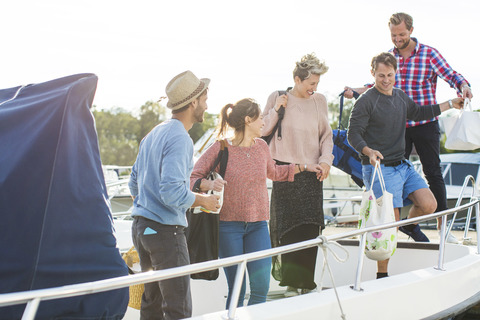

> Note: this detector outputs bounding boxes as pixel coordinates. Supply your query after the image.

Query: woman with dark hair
[191,98,321,307]
[262,53,333,297]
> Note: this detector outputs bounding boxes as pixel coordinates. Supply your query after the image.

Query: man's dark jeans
[404,121,448,212]
[132,216,192,320]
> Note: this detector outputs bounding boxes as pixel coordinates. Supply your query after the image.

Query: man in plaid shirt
[345,12,473,243]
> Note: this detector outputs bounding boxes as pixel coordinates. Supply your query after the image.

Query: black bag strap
[275,87,292,141]
[261,87,292,144]
[212,139,228,178]
[338,90,360,130]
[275,93,286,140]
[192,140,229,192]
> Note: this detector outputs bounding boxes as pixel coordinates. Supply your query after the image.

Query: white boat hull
[124,240,480,319]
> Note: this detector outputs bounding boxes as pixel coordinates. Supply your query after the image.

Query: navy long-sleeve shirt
[347,87,441,165]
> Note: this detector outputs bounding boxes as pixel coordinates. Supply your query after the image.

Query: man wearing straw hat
[129,70,220,319]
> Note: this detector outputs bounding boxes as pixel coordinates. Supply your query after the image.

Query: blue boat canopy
[0,74,129,319]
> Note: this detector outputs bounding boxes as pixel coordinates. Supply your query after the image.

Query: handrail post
[21,298,41,320]
[224,261,247,320]
[352,233,366,291]
[447,175,475,237]
[435,215,448,271]
[476,201,480,255]
[463,205,474,240]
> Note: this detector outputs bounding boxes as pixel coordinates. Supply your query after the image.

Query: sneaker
[399,224,430,242]
[440,231,460,244]
[300,288,317,295]
[284,286,299,297]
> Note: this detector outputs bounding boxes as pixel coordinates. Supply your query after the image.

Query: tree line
[92,100,216,165]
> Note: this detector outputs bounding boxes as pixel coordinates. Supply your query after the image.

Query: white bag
[358,163,397,261]
[444,98,480,150]
[192,172,224,214]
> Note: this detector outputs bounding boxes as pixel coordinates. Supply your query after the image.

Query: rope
[318,235,349,320]
[0,85,26,106]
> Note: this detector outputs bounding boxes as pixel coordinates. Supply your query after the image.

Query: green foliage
[328,99,355,130]
[93,107,140,166]
[92,102,217,165]
[138,101,168,145]
[189,112,218,143]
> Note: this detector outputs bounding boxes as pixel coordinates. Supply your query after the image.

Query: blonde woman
[262,53,333,296]
[191,98,321,307]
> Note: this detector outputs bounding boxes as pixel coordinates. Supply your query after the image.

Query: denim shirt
[129,119,196,227]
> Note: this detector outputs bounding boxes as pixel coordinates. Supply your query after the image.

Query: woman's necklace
[234,139,255,158]
[241,144,254,158]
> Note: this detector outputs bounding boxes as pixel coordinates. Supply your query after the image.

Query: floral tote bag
[358,162,397,261]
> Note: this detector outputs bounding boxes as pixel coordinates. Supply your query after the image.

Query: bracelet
[448,99,453,109]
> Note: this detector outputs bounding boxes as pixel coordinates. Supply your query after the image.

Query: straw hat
[165,70,210,110]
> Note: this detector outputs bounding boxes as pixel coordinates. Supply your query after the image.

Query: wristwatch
[448,100,453,109]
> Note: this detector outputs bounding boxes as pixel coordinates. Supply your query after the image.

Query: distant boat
[103,165,134,214]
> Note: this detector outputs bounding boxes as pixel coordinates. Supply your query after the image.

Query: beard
[395,38,410,50]
[193,104,205,123]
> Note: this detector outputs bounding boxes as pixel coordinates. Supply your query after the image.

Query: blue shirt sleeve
[159,133,196,209]
[128,159,138,197]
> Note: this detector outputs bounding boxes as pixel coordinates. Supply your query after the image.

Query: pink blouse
[191,138,295,222]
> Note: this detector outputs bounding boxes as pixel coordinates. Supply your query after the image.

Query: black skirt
[269,170,324,249]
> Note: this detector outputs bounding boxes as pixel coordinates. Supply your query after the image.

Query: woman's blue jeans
[218,220,271,308]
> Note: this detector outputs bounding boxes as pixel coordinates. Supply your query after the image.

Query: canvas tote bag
[358,162,397,261]
[444,98,480,150]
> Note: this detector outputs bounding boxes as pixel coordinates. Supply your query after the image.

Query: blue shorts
[362,160,429,208]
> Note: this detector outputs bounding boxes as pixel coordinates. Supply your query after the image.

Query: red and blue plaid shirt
[390,38,469,127]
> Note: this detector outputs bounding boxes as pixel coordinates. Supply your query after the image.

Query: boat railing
[105,178,130,201]
[1,196,479,320]
[105,179,130,188]
[445,175,478,240]
[112,211,133,218]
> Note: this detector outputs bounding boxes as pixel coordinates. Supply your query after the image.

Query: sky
[1,0,479,116]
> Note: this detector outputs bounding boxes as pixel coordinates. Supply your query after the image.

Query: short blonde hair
[293,53,328,81]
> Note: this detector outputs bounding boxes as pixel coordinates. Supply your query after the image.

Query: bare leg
[407,188,437,219]
[377,259,389,273]
[398,188,436,242]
